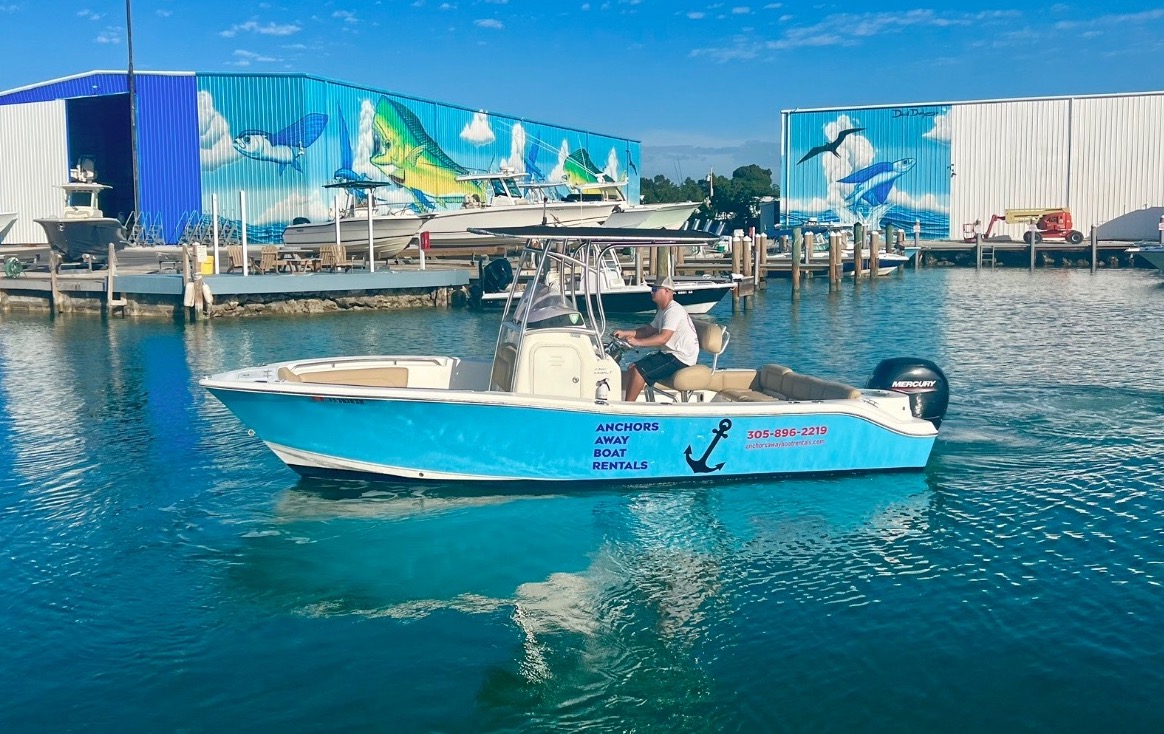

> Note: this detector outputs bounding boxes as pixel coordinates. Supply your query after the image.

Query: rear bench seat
[277,365,409,388]
[715,363,861,402]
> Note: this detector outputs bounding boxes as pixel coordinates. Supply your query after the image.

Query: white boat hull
[602,202,700,230]
[0,212,16,243]
[281,216,425,258]
[421,202,617,247]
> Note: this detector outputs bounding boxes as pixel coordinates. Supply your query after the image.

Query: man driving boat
[612,276,699,401]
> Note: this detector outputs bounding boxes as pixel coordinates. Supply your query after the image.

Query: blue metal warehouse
[0,70,641,245]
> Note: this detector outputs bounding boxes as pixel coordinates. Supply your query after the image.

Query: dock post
[1090,225,1098,274]
[1028,224,1037,272]
[49,251,60,314]
[753,234,763,290]
[779,234,789,255]
[240,190,249,277]
[1159,214,1164,244]
[731,234,743,311]
[790,232,801,293]
[975,232,982,271]
[741,231,752,282]
[829,233,841,287]
[870,231,880,275]
[634,248,643,285]
[211,194,221,274]
[853,227,863,281]
[105,242,127,316]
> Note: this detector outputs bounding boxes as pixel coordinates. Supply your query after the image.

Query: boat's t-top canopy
[57,182,110,218]
[484,226,724,371]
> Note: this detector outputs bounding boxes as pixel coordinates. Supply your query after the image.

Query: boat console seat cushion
[278,366,409,388]
[652,321,729,394]
[756,363,860,401]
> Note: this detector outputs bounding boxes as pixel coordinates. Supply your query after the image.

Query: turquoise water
[2,269,1162,732]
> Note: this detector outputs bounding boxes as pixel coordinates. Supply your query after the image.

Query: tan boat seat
[754,362,860,401]
[277,366,409,388]
[651,320,729,401]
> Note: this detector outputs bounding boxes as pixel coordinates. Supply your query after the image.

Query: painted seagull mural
[839,158,915,208]
[797,126,865,164]
[233,112,328,175]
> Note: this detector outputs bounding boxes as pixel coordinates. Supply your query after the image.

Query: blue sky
[3,1,1164,179]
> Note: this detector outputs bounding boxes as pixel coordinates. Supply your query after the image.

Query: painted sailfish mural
[232,113,328,175]
[839,158,915,209]
[370,97,485,206]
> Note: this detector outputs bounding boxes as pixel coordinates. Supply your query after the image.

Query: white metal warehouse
[781,91,1164,241]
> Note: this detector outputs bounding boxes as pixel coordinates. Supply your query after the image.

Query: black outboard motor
[867,358,950,428]
[481,258,514,294]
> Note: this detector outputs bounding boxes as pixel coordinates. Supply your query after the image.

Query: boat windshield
[490,177,523,199]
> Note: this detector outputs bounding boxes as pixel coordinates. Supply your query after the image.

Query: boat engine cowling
[481,258,514,294]
[867,358,949,427]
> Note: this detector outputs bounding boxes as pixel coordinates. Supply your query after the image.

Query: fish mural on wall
[840,158,915,209]
[232,112,329,175]
[370,96,485,207]
[785,107,951,238]
[559,149,605,189]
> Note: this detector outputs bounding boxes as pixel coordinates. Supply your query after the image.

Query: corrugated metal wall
[0,72,128,104]
[196,73,641,242]
[0,100,68,244]
[136,74,201,243]
[1070,95,1164,240]
[949,100,1072,240]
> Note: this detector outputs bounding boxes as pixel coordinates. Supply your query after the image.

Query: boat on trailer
[200,226,949,483]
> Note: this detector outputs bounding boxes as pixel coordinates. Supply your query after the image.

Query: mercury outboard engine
[481,257,514,294]
[867,358,949,427]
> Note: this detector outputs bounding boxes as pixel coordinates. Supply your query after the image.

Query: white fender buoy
[201,280,214,306]
[183,281,196,308]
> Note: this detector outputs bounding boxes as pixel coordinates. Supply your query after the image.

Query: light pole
[125,0,140,214]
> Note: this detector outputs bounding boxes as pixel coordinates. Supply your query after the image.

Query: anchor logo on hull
[685,418,732,474]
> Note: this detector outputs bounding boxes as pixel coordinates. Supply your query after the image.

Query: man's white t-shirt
[650,301,699,366]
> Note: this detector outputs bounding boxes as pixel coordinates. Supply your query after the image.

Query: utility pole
[125,0,140,213]
[706,167,714,200]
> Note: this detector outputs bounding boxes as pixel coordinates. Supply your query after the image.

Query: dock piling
[853,227,863,281]
[870,232,880,275]
[240,190,249,277]
[49,251,60,314]
[790,231,801,293]
[1090,225,1098,274]
[211,194,220,275]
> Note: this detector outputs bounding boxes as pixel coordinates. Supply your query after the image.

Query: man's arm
[613,325,659,341]
[626,328,672,348]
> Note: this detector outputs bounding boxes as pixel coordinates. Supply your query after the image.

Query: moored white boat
[475,246,734,314]
[1126,243,1164,271]
[419,172,617,248]
[281,181,428,259]
[201,226,949,484]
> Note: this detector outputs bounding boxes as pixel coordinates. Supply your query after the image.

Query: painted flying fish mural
[195,75,641,243]
[785,106,951,239]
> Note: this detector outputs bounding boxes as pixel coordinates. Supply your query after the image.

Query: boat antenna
[125,0,141,216]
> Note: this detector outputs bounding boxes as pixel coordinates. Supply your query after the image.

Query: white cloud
[500,122,527,174]
[687,11,705,19]
[227,49,278,66]
[197,90,241,171]
[732,7,751,15]
[0,5,20,12]
[888,188,949,213]
[156,9,172,17]
[604,148,620,182]
[220,20,301,38]
[332,10,357,23]
[474,18,503,28]
[439,3,457,9]
[581,3,590,9]
[253,190,332,226]
[922,113,951,144]
[460,111,496,145]
[355,99,381,181]
[763,2,781,8]
[549,140,571,185]
[95,27,121,44]
[77,9,103,20]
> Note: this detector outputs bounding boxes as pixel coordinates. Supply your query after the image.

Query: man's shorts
[635,351,688,384]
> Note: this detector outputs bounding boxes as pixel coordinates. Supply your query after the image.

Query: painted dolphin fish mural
[370,97,485,205]
[233,113,328,175]
[839,158,915,208]
[560,148,605,189]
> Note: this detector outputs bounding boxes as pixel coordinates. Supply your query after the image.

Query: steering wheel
[604,336,633,364]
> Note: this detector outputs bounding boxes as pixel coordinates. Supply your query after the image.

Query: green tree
[640,165,779,230]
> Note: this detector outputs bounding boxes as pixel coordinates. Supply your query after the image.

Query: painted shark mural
[784,106,951,239]
[195,75,641,242]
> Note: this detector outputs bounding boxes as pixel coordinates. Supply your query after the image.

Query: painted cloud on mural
[460,111,496,145]
[198,91,240,171]
[923,113,951,144]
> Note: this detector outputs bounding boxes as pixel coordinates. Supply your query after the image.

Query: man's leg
[624,363,647,402]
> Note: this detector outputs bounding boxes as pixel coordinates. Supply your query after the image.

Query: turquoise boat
[200,227,949,483]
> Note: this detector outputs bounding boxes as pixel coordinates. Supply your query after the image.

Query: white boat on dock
[201,225,950,484]
[281,181,429,259]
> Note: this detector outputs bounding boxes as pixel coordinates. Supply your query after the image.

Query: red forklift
[963,208,1084,244]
